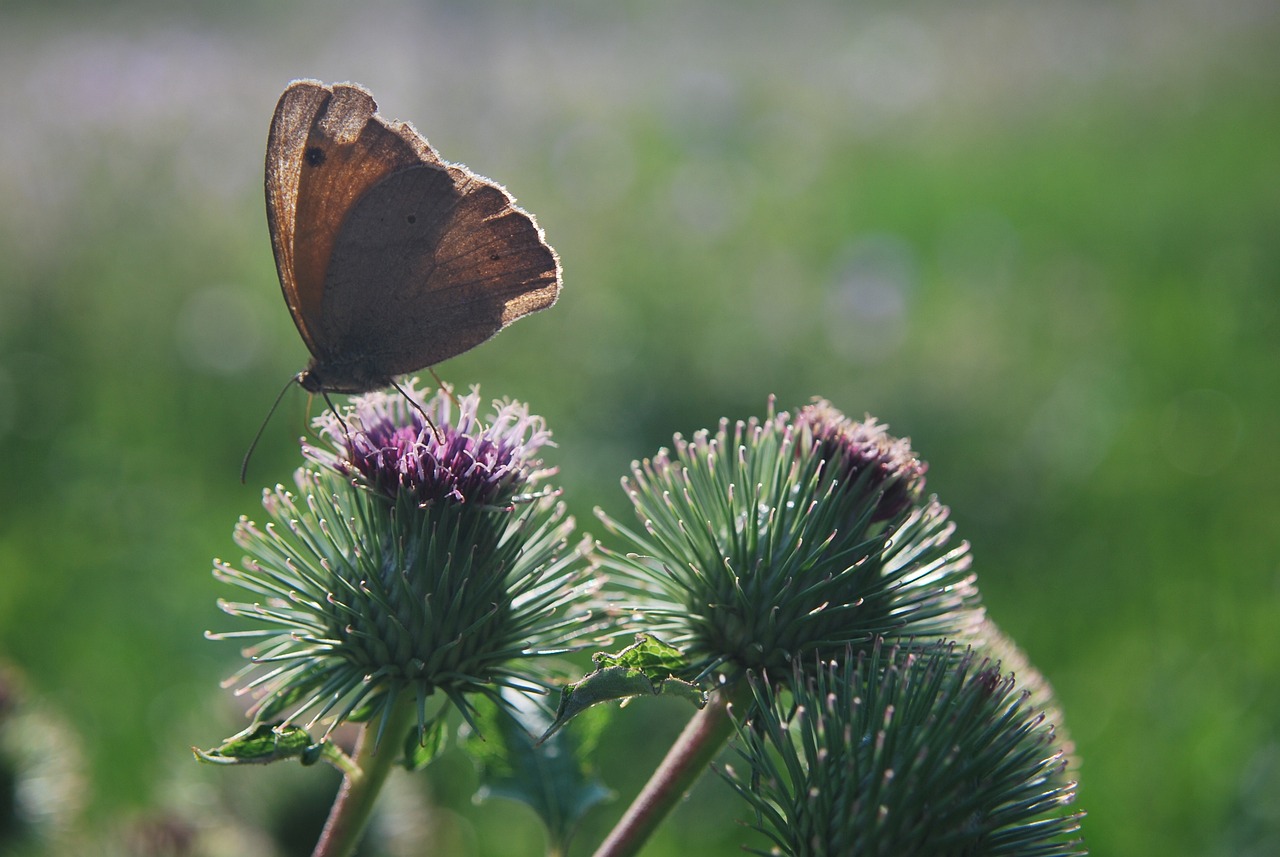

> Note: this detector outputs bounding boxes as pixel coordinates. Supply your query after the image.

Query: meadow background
[1,1,1277,854]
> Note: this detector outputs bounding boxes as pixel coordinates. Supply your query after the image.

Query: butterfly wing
[266,79,560,392]
[315,163,560,383]
[265,80,433,365]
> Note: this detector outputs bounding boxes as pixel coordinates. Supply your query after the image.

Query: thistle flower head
[596,398,981,683]
[794,399,927,523]
[211,384,591,743]
[303,381,555,508]
[721,642,1084,856]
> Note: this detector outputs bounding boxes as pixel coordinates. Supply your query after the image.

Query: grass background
[1,0,1277,854]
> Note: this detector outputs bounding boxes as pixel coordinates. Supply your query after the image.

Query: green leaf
[401,715,448,771]
[541,635,706,742]
[463,694,613,853]
[193,722,318,766]
[593,633,688,677]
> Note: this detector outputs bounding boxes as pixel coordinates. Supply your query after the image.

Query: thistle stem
[591,686,744,857]
[312,694,416,857]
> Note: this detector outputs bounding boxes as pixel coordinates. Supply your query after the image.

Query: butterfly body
[265,80,561,395]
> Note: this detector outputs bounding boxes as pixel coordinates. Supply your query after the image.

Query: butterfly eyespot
[490,253,500,261]
[406,214,417,224]
[304,147,326,167]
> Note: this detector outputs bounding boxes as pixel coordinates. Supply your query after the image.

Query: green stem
[590,686,745,857]
[311,695,416,857]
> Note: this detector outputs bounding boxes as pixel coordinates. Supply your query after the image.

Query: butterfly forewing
[265,82,331,357]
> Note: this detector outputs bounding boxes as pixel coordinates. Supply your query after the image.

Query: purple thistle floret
[795,399,927,522]
[303,382,555,508]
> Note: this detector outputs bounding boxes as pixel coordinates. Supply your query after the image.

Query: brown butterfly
[244,80,560,479]
[265,79,561,395]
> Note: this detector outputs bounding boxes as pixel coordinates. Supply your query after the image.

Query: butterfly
[265,79,561,395]
[243,80,561,479]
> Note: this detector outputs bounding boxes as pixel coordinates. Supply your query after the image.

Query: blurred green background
[1,0,1277,854]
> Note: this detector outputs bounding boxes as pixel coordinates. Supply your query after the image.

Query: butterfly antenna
[429,367,459,407]
[241,375,301,483]
[390,377,443,444]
